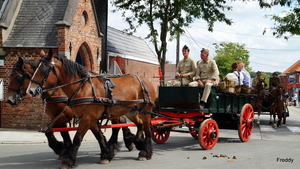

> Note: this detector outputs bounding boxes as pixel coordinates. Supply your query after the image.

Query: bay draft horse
[5,56,135,159]
[27,50,156,168]
[251,79,266,125]
[268,86,285,128]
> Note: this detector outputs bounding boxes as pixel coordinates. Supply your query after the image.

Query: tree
[111,0,234,83]
[213,42,251,78]
[259,0,300,39]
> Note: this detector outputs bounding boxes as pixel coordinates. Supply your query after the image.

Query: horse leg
[138,111,153,160]
[60,131,72,157]
[256,105,261,125]
[257,112,261,125]
[106,117,135,151]
[60,116,91,169]
[107,118,122,151]
[125,110,145,151]
[45,122,72,159]
[45,132,66,158]
[119,116,135,151]
[277,106,283,128]
[269,112,273,125]
[89,121,115,164]
[269,107,277,127]
[273,112,277,128]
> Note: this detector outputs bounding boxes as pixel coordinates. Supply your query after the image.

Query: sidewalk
[0,126,130,144]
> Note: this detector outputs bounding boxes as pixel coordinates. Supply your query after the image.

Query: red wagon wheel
[238,103,255,142]
[189,122,201,139]
[190,127,199,139]
[151,128,170,144]
[198,119,219,150]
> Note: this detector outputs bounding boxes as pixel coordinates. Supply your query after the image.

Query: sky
[107,1,300,73]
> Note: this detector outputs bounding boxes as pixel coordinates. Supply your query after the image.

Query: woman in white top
[226,62,244,86]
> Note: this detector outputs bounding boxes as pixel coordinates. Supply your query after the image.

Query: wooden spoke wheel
[198,119,219,150]
[238,104,255,142]
[190,127,199,139]
[190,122,201,139]
[151,128,170,144]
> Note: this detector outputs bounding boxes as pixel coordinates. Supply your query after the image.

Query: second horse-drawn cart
[151,86,255,149]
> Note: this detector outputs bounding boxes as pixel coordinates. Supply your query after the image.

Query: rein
[30,56,159,133]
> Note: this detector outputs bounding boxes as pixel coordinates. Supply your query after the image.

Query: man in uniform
[189,48,219,108]
[269,72,282,91]
[166,45,196,86]
[252,71,263,88]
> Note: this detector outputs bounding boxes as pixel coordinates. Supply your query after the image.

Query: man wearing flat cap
[189,48,219,108]
[252,71,264,88]
[166,45,196,86]
[269,72,282,91]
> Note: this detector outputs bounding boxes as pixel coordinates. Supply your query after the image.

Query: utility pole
[176,35,180,67]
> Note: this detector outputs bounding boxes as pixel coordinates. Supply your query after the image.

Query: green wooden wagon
[151,86,255,150]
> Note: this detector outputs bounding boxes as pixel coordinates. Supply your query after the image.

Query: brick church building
[0,0,158,129]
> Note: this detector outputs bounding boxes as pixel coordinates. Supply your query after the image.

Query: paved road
[0,106,300,169]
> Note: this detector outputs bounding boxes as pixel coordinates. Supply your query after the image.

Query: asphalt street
[0,106,300,169]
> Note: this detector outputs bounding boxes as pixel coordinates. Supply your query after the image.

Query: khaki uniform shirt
[175,57,196,85]
[269,77,281,89]
[252,77,261,88]
[194,58,219,84]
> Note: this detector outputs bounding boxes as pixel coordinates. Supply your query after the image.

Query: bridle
[8,66,31,102]
[29,57,56,96]
[269,86,284,101]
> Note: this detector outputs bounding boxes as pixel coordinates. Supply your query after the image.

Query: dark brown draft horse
[6,57,72,158]
[6,57,135,159]
[268,86,285,128]
[27,50,156,168]
[251,79,266,125]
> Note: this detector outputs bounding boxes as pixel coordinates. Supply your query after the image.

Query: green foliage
[261,72,271,87]
[111,0,235,82]
[259,0,300,39]
[213,42,251,78]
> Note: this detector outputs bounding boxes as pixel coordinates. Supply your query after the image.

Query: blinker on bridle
[7,67,30,101]
[30,57,55,95]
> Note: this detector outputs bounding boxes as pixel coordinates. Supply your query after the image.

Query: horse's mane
[10,60,39,76]
[23,60,39,69]
[54,56,88,78]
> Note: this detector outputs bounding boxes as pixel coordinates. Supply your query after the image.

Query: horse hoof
[127,143,134,151]
[100,159,110,164]
[59,164,70,169]
[137,157,147,161]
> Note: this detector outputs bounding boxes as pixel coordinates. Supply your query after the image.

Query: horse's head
[275,86,284,99]
[6,57,37,105]
[257,79,266,90]
[27,49,58,97]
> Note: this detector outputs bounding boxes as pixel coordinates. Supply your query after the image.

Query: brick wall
[0,0,102,129]
[67,0,102,73]
[0,48,52,129]
[123,59,160,92]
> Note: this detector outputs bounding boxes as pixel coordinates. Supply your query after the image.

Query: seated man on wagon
[252,71,266,89]
[166,45,196,86]
[189,48,219,108]
[237,61,251,87]
[269,72,282,91]
[225,62,244,87]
